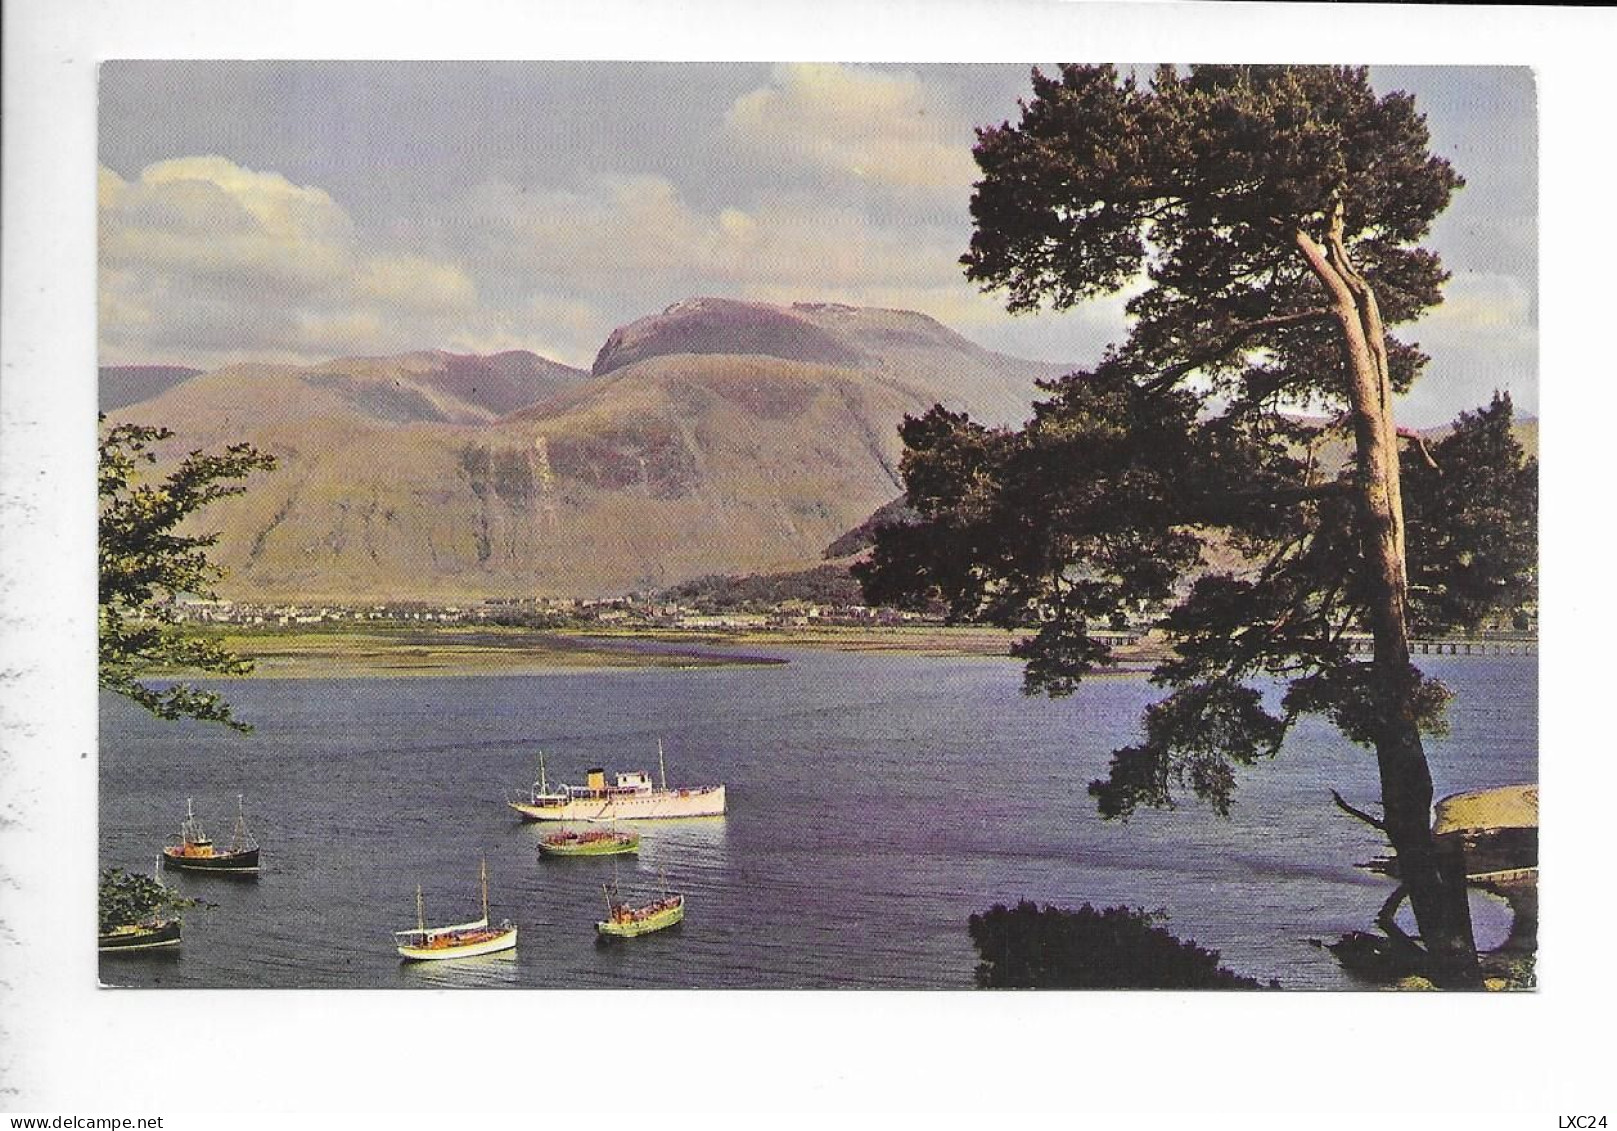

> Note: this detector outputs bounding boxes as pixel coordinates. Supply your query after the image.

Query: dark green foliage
[483,609,575,630]
[98,867,205,934]
[661,564,865,612]
[963,65,1458,404]
[861,66,1533,825]
[969,901,1273,989]
[822,497,919,560]
[99,419,276,730]
[1402,394,1538,635]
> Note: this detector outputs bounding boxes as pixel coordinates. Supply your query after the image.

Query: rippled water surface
[98,649,1535,989]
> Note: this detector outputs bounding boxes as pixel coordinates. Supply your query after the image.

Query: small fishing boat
[394,858,517,961]
[98,919,183,952]
[98,857,184,953]
[596,871,684,939]
[509,743,726,822]
[538,826,640,858]
[161,795,260,874]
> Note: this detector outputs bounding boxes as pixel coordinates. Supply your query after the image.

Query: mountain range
[105,298,1069,600]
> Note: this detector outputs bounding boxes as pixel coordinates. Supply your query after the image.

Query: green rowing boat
[597,890,684,938]
[539,828,640,858]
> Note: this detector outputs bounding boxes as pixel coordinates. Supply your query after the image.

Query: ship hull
[510,785,726,822]
[396,925,517,961]
[162,845,260,873]
[539,834,640,858]
[99,920,182,952]
[597,900,684,938]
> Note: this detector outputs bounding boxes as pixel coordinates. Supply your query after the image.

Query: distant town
[165,591,1535,655]
[166,593,946,632]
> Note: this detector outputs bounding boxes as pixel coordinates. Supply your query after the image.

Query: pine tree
[859,66,1536,986]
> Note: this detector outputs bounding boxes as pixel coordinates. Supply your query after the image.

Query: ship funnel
[587,768,606,792]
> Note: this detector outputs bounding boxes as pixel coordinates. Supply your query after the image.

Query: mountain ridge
[107,298,1069,600]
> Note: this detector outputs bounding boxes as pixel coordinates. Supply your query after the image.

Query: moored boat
[538,826,640,858]
[596,870,685,939]
[1434,784,1538,876]
[98,857,188,953]
[161,795,260,874]
[98,919,183,952]
[509,743,726,822]
[394,858,517,961]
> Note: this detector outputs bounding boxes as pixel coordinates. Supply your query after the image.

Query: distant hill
[299,349,591,422]
[107,300,1072,601]
[591,297,1065,428]
[822,498,920,560]
[99,365,202,410]
[114,350,589,436]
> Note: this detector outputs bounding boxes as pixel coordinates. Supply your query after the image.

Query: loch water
[98,648,1536,989]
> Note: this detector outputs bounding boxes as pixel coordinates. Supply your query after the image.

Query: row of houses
[165,595,940,630]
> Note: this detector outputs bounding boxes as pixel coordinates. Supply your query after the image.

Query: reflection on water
[100,650,1535,989]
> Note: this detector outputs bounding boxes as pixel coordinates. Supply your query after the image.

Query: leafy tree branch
[98,419,276,731]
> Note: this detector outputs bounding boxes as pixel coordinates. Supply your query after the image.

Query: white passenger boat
[507,742,726,822]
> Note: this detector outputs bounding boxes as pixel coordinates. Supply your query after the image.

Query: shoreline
[178,623,1039,679]
[192,625,784,679]
[173,622,1526,680]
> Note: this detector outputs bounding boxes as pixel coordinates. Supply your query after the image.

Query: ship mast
[416,885,426,935]
[604,856,621,919]
[658,739,667,791]
[480,856,490,922]
[233,793,251,851]
[538,750,548,795]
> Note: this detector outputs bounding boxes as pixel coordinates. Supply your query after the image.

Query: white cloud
[97,131,1094,373]
[1423,272,1536,336]
[356,256,477,312]
[724,63,980,193]
[1399,272,1538,425]
[99,157,484,367]
[466,174,958,294]
[455,170,1030,366]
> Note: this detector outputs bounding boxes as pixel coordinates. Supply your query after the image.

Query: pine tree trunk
[1296,217,1481,987]
[1344,355,1480,988]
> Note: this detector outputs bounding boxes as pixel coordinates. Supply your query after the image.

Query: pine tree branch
[1397,427,1440,471]
[1141,309,1335,395]
[1331,789,1387,831]
[1178,480,1350,525]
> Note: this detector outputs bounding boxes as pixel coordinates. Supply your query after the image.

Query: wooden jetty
[1345,634,1537,657]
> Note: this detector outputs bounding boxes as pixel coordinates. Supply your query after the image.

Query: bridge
[1344,634,1537,656]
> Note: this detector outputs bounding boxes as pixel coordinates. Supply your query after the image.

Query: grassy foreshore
[190,624,773,678]
[182,622,1063,679]
[182,619,1520,679]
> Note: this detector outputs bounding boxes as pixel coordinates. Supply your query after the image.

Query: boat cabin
[572,768,656,797]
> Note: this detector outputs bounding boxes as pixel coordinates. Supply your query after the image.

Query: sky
[98,62,1537,427]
